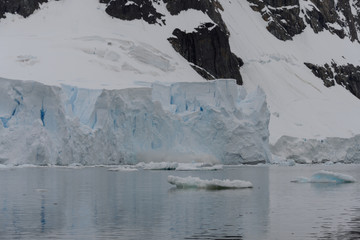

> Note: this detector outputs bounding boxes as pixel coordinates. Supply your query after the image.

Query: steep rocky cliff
[305,62,360,99]
[247,0,360,42]
[0,0,50,18]
[168,23,243,84]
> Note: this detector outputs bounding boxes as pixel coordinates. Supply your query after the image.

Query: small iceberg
[292,170,357,183]
[167,175,253,190]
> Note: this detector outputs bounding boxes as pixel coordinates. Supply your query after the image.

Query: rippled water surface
[0,165,359,239]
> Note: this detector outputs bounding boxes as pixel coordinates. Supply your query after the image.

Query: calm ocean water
[0,164,359,240]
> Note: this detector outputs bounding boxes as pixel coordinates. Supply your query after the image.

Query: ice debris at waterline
[291,170,357,183]
[136,162,223,171]
[0,78,271,166]
[107,166,138,172]
[167,175,253,189]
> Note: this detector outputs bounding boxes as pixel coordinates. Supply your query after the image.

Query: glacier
[0,78,271,166]
[271,135,360,164]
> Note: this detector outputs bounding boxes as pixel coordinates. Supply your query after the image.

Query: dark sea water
[0,164,359,240]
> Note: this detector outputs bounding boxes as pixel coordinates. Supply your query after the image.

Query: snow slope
[0,0,208,89]
[0,0,360,150]
[221,1,360,143]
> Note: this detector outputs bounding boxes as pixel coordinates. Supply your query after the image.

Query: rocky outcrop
[168,23,243,85]
[303,0,359,41]
[333,63,360,99]
[247,0,305,40]
[99,0,165,25]
[100,0,244,84]
[247,0,360,42]
[163,0,243,84]
[0,0,50,18]
[163,0,228,34]
[304,62,335,87]
[305,62,360,99]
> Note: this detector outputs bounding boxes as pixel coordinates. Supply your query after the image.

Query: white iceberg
[167,175,253,189]
[291,170,357,183]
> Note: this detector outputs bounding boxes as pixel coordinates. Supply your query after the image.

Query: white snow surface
[291,170,357,183]
[167,175,253,189]
[0,78,271,165]
[221,1,360,143]
[0,0,208,89]
[0,0,360,154]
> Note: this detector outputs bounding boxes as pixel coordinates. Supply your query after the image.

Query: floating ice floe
[291,170,357,183]
[167,175,253,190]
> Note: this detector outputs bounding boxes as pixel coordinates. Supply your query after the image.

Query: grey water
[0,165,359,240]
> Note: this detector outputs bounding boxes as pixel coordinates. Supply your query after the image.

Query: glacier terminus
[0,78,271,166]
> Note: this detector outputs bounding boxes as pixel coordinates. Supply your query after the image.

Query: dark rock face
[247,0,360,42]
[0,0,50,19]
[304,62,335,87]
[303,0,359,41]
[100,0,165,25]
[305,62,360,99]
[333,63,360,99]
[168,23,243,85]
[247,0,305,40]
[163,0,243,84]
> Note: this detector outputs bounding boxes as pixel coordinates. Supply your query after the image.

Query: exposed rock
[304,62,335,87]
[163,0,228,34]
[0,0,50,19]
[303,0,351,40]
[333,63,360,99]
[247,0,360,42]
[247,0,306,40]
[100,0,165,25]
[168,23,243,85]
[336,0,359,42]
[99,0,244,84]
[305,62,360,99]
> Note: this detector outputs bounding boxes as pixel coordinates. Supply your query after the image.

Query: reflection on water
[0,167,269,240]
[0,165,359,240]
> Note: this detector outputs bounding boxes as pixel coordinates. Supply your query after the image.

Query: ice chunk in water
[292,170,356,183]
[167,175,253,189]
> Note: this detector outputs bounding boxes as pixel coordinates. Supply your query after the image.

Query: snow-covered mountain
[0,0,360,164]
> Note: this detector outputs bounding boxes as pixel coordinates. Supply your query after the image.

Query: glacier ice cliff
[272,135,360,164]
[0,78,271,165]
